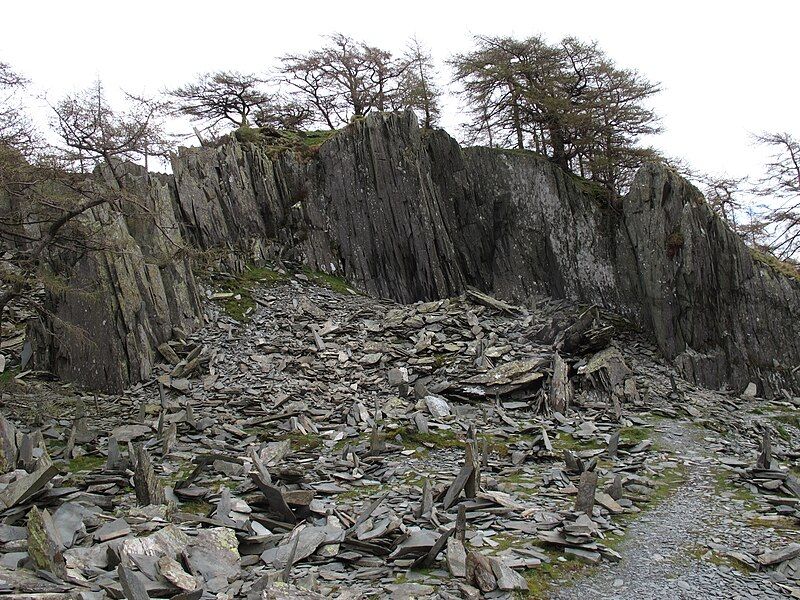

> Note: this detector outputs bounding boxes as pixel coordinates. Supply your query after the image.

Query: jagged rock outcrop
[32,164,202,392]
[30,112,800,395]
[618,165,800,395]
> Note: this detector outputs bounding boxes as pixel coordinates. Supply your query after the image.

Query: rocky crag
[31,111,800,394]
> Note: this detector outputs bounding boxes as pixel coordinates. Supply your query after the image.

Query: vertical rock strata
[31,112,800,394]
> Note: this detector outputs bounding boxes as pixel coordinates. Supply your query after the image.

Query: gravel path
[551,420,792,599]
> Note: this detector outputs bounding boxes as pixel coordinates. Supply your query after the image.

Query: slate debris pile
[0,273,797,599]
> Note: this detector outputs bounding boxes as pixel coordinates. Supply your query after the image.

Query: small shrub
[750,249,800,282]
[666,231,685,258]
[234,126,263,144]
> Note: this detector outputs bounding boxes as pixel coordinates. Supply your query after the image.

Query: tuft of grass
[181,499,213,516]
[234,125,263,144]
[385,426,463,450]
[647,463,687,505]
[0,367,21,389]
[220,294,255,322]
[337,484,382,500]
[301,268,356,294]
[689,544,756,572]
[711,468,759,509]
[213,265,289,322]
[620,426,653,444]
[247,128,339,160]
[283,432,321,452]
[68,454,105,473]
[551,433,604,452]
[750,248,800,282]
[518,555,587,599]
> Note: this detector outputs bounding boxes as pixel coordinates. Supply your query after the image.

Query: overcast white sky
[3,0,799,181]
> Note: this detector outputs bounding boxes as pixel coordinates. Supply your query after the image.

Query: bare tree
[0,62,39,156]
[53,80,172,180]
[753,132,800,259]
[253,98,315,132]
[168,71,272,130]
[1,79,172,325]
[280,34,407,128]
[397,36,441,128]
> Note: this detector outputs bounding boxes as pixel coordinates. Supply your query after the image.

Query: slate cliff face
[33,112,800,395]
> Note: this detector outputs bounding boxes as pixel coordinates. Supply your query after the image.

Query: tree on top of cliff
[396,36,441,129]
[0,61,39,157]
[450,35,661,196]
[279,34,440,130]
[168,71,273,130]
[53,80,172,178]
[753,132,800,260]
[1,74,176,331]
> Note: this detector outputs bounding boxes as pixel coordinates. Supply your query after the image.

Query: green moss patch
[518,554,587,599]
[68,454,105,473]
[212,265,289,322]
[301,268,357,295]
[751,249,800,282]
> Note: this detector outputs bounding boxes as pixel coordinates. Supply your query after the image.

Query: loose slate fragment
[595,492,624,514]
[390,528,438,559]
[756,428,772,470]
[120,524,189,564]
[52,502,89,549]
[18,432,36,472]
[575,471,599,514]
[424,395,450,418]
[118,564,150,600]
[462,358,545,394]
[133,444,166,506]
[250,474,296,524]
[27,507,66,579]
[607,431,620,458]
[259,582,327,599]
[447,537,467,578]
[106,435,123,471]
[0,462,59,509]
[412,527,454,568]
[607,474,624,501]
[466,550,497,592]
[260,440,292,467]
[260,526,327,568]
[465,287,520,315]
[94,517,131,542]
[442,460,474,510]
[111,424,151,443]
[757,543,800,566]
[465,437,480,499]
[549,352,573,414]
[490,557,528,591]
[186,527,241,582]
[0,415,18,473]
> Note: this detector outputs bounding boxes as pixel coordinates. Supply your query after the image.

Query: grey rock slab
[158,555,198,591]
[186,527,240,582]
[0,463,58,509]
[489,557,528,591]
[94,517,131,542]
[447,537,467,578]
[118,564,150,600]
[758,544,800,567]
[260,525,327,568]
[111,424,151,443]
[120,524,190,565]
[27,506,66,578]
